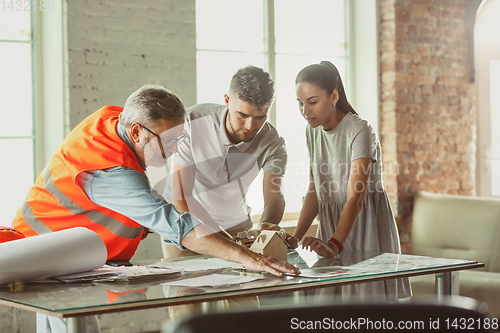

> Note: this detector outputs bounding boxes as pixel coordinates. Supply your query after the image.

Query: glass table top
[0,249,481,315]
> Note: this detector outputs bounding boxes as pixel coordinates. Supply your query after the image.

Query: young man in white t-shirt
[162,65,287,257]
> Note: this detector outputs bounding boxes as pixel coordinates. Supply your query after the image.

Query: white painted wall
[65,0,197,129]
[1,1,196,332]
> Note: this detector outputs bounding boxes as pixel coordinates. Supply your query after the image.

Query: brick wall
[379,0,480,253]
[66,0,196,129]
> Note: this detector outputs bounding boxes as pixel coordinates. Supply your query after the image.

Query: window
[489,60,500,195]
[0,6,35,226]
[475,0,500,196]
[196,0,347,214]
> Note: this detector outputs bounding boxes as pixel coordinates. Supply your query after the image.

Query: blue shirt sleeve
[76,166,201,250]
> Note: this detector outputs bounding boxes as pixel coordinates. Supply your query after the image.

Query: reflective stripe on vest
[41,166,143,239]
[21,200,52,235]
[13,106,146,259]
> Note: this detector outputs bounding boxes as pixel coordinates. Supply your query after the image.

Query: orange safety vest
[13,106,146,260]
[106,288,146,304]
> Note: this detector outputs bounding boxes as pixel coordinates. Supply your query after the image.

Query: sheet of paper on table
[161,273,264,288]
[349,253,473,272]
[147,258,239,272]
[54,258,239,284]
[288,266,371,279]
[294,246,322,267]
[53,265,182,283]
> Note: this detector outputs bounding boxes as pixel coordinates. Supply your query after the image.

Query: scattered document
[52,270,118,283]
[350,253,474,272]
[147,258,238,273]
[288,266,369,279]
[54,265,182,283]
[294,247,321,267]
[162,273,263,288]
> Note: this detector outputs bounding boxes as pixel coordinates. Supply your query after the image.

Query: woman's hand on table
[286,235,300,249]
[301,237,339,258]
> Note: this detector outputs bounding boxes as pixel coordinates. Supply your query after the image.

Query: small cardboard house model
[249,230,288,262]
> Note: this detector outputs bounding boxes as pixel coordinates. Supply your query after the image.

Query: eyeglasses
[139,123,186,158]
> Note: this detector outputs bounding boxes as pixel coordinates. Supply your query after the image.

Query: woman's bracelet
[328,237,343,253]
[289,236,302,244]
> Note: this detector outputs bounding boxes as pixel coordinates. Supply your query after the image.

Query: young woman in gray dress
[287,61,411,300]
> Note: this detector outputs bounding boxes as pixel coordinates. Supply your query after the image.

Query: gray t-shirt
[306,112,411,300]
[306,112,399,254]
[166,103,287,231]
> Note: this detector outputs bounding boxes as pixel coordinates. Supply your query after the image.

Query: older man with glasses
[12,84,299,333]
[12,83,299,272]
[139,123,186,156]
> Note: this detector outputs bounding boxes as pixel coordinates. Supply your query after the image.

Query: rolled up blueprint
[0,227,107,285]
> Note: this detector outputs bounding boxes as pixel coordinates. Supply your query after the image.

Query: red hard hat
[0,227,25,243]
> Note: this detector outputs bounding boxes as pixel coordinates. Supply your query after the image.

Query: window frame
[475,0,500,197]
[194,0,379,215]
[33,0,68,175]
[0,4,36,226]
[0,4,36,179]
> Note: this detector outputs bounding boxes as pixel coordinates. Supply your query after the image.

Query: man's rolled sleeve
[164,208,202,250]
[77,166,202,251]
